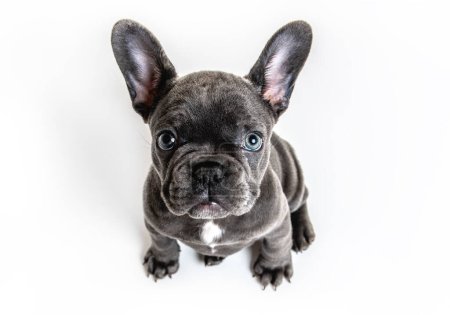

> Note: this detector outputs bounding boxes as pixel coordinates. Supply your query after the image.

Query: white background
[1,0,449,314]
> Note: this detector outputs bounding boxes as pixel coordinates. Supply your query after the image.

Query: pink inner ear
[262,47,290,106]
[129,43,161,105]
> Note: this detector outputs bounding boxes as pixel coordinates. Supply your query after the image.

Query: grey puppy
[111,19,315,289]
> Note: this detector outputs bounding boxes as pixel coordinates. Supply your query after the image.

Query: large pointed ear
[246,21,312,117]
[111,19,177,122]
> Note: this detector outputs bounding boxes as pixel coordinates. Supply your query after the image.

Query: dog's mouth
[188,201,229,219]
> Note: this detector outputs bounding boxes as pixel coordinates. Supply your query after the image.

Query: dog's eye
[243,132,263,151]
[157,131,176,151]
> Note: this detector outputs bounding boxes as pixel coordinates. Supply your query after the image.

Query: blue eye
[157,131,176,150]
[243,132,263,151]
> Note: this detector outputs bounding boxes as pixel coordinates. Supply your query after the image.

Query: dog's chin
[187,202,230,220]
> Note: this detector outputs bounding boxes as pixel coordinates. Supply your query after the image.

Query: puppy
[111,19,315,289]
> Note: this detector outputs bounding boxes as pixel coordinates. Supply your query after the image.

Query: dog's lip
[193,201,221,211]
[199,201,216,206]
[188,201,228,219]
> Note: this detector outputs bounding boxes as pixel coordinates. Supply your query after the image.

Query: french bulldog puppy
[111,19,315,289]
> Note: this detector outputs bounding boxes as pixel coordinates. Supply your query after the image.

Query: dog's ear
[246,21,312,117]
[111,19,177,121]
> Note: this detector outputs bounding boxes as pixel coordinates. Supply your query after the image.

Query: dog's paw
[143,249,179,281]
[203,255,225,266]
[253,255,293,290]
[292,219,315,253]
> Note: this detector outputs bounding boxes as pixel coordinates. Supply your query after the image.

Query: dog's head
[111,20,312,219]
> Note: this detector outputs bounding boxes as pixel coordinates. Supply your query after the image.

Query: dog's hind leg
[203,255,225,266]
[291,194,315,252]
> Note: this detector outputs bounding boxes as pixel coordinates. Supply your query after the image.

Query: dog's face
[112,20,312,219]
[150,72,273,219]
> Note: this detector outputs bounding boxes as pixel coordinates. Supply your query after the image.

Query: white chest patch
[200,221,223,245]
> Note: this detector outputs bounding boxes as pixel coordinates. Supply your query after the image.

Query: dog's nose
[192,161,225,187]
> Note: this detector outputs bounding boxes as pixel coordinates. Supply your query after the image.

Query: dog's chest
[200,221,223,253]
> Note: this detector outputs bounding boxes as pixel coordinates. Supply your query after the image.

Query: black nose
[192,161,225,187]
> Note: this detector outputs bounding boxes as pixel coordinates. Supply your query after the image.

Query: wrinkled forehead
[150,72,274,143]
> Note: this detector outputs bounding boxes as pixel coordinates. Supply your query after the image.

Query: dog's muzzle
[162,153,257,219]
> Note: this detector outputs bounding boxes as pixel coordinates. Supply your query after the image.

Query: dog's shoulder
[270,132,306,210]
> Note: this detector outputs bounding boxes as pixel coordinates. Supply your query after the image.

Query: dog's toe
[253,256,293,290]
[143,250,179,280]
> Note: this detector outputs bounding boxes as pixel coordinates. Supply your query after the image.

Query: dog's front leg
[253,213,293,290]
[143,222,180,281]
